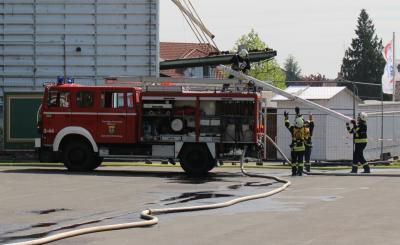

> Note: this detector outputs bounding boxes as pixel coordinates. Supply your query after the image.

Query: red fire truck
[36,77,264,176]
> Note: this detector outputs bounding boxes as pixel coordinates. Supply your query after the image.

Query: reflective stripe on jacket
[347,121,368,144]
[285,117,305,152]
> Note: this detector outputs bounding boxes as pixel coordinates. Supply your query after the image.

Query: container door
[97,90,127,143]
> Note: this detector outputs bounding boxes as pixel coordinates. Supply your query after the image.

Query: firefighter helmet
[238,49,248,58]
[358,112,368,122]
[295,117,304,128]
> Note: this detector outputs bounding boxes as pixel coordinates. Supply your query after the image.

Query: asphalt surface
[1,165,400,245]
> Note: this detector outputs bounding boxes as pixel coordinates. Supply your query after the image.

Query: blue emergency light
[57,76,64,85]
[66,77,75,84]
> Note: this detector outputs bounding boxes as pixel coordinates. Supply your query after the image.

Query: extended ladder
[104,76,258,92]
[217,65,353,122]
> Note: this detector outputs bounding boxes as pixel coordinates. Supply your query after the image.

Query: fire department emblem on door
[108,125,116,135]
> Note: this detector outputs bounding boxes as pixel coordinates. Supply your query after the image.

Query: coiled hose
[6,148,291,245]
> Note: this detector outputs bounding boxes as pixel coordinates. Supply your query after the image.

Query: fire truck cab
[36,78,264,176]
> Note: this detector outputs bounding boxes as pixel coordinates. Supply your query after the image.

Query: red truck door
[97,90,127,143]
[43,88,71,143]
[126,90,139,143]
[70,90,97,138]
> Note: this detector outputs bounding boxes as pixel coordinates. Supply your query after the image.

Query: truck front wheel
[179,144,214,176]
[62,141,96,171]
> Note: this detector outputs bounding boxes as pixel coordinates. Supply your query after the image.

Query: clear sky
[160,0,400,79]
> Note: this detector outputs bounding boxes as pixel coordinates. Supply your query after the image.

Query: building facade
[0,0,160,150]
[159,42,218,78]
[1,0,160,87]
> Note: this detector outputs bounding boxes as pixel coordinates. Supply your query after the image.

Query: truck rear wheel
[89,157,103,170]
[179,144,215,176]
[62,141,96,171]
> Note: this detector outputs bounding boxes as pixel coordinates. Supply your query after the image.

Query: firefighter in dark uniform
[230,49,251,74]
[227,49,252,91]
[284,110,305,176]
[346,112,370,173]
[304,114,314,172]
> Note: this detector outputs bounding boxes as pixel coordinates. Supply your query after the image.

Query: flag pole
[393,32,396,101]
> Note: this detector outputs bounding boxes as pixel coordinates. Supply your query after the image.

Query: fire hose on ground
[6,139,400,245]
[6,147,291,245]
[6,135,399,244]
[264,133,400,177]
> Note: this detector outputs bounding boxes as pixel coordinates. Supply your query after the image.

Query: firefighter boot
[291,166,297,176]
[305,164,311,172]
[362,165,371,173]
[297,166,303,176]
[350,166,358,173]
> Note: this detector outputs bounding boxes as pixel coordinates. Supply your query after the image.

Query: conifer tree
[284,55,302,82]
[340,9,386,100]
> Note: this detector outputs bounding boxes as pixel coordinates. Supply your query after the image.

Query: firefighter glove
[284,111,289,118]
[351,119,356,124]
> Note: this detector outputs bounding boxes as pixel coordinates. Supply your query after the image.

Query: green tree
[233,29,286,89]
[340,9,386,100]
[284,55,302,81]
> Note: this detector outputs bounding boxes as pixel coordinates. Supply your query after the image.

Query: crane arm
[217,65,353,122]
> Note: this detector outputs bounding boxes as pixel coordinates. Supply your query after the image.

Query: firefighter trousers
[353,143,367,166]
[304,146,312,164]
[304,146,312,172]
[291,150,304,176]
[291,151,304,165]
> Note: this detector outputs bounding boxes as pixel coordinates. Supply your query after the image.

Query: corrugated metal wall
[0,0,159,86]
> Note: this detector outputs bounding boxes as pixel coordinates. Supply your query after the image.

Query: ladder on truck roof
[104,76,269,92]
[217,65,353,122]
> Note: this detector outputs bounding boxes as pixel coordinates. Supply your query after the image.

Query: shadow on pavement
[0,167,242,184]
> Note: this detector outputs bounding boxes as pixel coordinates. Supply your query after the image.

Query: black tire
[62,140,96,171]
[88,157,103,171]
[179,144,215,176]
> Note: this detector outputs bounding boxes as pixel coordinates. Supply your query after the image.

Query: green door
[4,92,43,150]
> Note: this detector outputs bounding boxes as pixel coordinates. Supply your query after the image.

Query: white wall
[360,103,400,160]
[325,90,357,160]
[276,93,400,162]
[0,0,160,86]
[276,100,328,161]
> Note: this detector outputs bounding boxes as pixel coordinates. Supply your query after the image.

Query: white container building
[273,86,400,162]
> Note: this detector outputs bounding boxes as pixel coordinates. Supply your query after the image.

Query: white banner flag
[397,59,400,81]
[382,40,395,94]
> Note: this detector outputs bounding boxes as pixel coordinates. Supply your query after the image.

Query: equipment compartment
[199,99,255,143]
[141,99,196,142]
